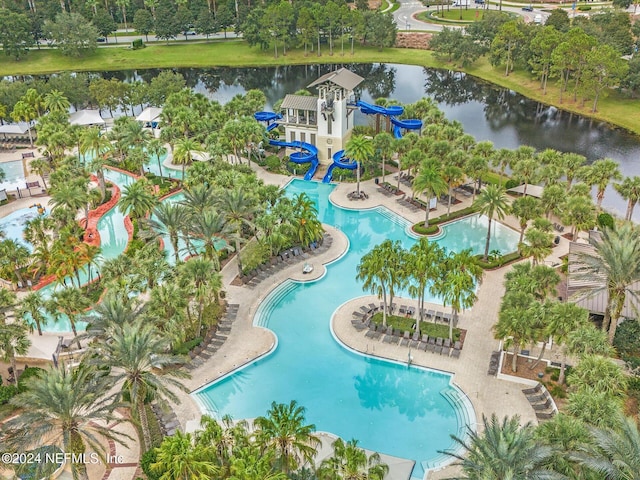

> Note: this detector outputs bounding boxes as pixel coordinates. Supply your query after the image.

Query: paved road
[392,0,552,32]
[101,30,238,45]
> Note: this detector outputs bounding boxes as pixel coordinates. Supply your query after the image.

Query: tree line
[429,9,640,109]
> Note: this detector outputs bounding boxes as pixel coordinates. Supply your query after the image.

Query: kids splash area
[255,68,422,184]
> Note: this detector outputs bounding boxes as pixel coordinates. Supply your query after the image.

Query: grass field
[1,40,638,136]
[431,7,487,21]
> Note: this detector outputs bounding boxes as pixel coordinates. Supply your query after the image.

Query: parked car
[522,5,533,11]
[474,0,485,4]
[97,36,107,42]
[183,30,197,36]
[534,13,543,23]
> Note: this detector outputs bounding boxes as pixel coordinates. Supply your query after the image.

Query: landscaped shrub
[140,448,161,480]
[132,39,145,49]
[614,319,640,371]
[240,240,271,275]
[474,251,521,269]
[577,5,591,10]
[597,213,615,230]
[17,367,45,393]
[412,222,439,235]
[504,179,520,189]
[370,313,461,340]
[0,385,18,405]
[173,337,203,355]
[428,205,479,225]
[265,155,282,172]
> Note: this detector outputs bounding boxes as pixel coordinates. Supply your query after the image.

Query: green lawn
[429,7,488,21]
[370,312,461,340]
[2,41,639,136]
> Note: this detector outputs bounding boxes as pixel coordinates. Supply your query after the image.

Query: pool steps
[254,281,298,328]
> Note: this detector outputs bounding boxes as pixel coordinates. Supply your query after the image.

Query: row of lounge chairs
[352,303,455,325]
[522,383,557,421]
[240,234,331,287]
[187,303,239,370]
[152,402,180,436]
[353,317,463,358]
[487,350,501,376]
[396,194,432,213]
[553,223,565,233]
[395,173,414,187]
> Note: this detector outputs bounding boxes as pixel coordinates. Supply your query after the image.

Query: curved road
[393,0,552,32]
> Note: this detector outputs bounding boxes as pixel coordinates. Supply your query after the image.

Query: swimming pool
[0,160,25,183]
[192,180,520,478]
[0,208,42,250]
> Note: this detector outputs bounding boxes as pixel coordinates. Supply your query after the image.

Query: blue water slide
[354,101,422,139]
[254,111,319,180]
[322,150,357,183]
[269,139,320,181]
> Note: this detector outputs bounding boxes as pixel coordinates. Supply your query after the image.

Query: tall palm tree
[146,202,190,264]
[373,131,395,184]
[318,438,389,480]
[356,240,407,327]
[29,157,52,190]
[254,400,320,474]
[80,127,112,200]
[119,179,158,220]
[512,158,540,197]
[181,184,216,215]
[413,161,448,226]
[11,100,37,147]
[581,158,622,210]
[433,249,482,341]
[345,135,374,198]
[152,431,219,480]
[18,291,47,336]
[0,239,31,286]
[510,196,543,245]
[0,319,30,385]
[573,223,640,343]
[441,163,464,216]
[521,226,554,266]
[495,291,540,373]
[50,182,89,227]
[148,138,168,178]
[572,415,640,479]
[43,90,70,113]
[46,286,90,338]
[190,210,231,268]
[475,185,510,261]
[173,138,202,180]
[540,184,565,219]
[442,414,561,480]
[614,176,640,221]
[407,238,445,332]
[88,319,189,452]
[2,365,129,480]
[546,301,590,384]
[178,257,222,336]
[216,189,257,274]
[562,194,596,240]
[561,152,586,193]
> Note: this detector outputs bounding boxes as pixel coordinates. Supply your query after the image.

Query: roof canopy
[308,68,364,91]
[136,107,163,123]
[69,109,105,126]
[0,123,31,134]
[507,184,544,199]
[281,94,317,111]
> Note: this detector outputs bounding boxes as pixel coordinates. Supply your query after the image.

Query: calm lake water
[17,63,640,218]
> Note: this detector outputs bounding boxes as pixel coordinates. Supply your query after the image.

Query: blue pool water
[0,160,25,183]
[0,208,42,250]
[192,180,520,478]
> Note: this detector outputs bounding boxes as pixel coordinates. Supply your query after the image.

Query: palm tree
[148,138,168,178]
[80,127,112,200]
[318,438,389,480]
[567,354,628,398]
[50,182,89,227]
[373,132,395,184]
[173,137,202,180]
[11,100,37,147]
[146,202,190,264]
[614,176,640,221]
[407,238,445,332]
[510,196,543,245]
[411,159,448,226]
[464,155,489,202]
[475,185,510,261]
[442,414,561,480]
[546,301,590,384]
[357,240,407,326]
[29,157,52,190]
[573,223,640,343]
[254,400,320,474]
[433,249,482,341]
[561,152,586,192]
[0,239,31,286]
[521,227,554,266]
[540,184,565,219]
[494,291,540,372]
[152,431,219,480]
[581,158,622,210]
[18,291,47,336]
[216,188,257,274]
[119,179,158,220]
[441,163,464,216]
[512,158,540,196]
[572,415,640,479]
[181,184,216,215]
[191,210,232,268]
[2,365,128,480]
[46,286,90,338]
[43,90,70,113]
[0,319,30,385]
[562,195,596,240]
[345,135,374,198]
[88,319,189,452]
[178,257,222,336]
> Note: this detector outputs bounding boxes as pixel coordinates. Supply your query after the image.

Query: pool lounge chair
[451,348,461,359]
[400,331,410,347]
[426,337,436,353]
[382,326,395,343]
[369,303,378,313]
[365,325,378,339]
[435,311,444,323]
[522,383,542,395]
[410,332,420,348]
[352,311,366,320]
[406,306,415,316]
[399,305,407,315]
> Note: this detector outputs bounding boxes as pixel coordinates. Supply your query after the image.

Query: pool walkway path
[170,170,573,480]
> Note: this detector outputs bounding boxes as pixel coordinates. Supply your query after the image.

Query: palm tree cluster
[445,411,640,480]
[357,238,482,340]
[144,401,387,480]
